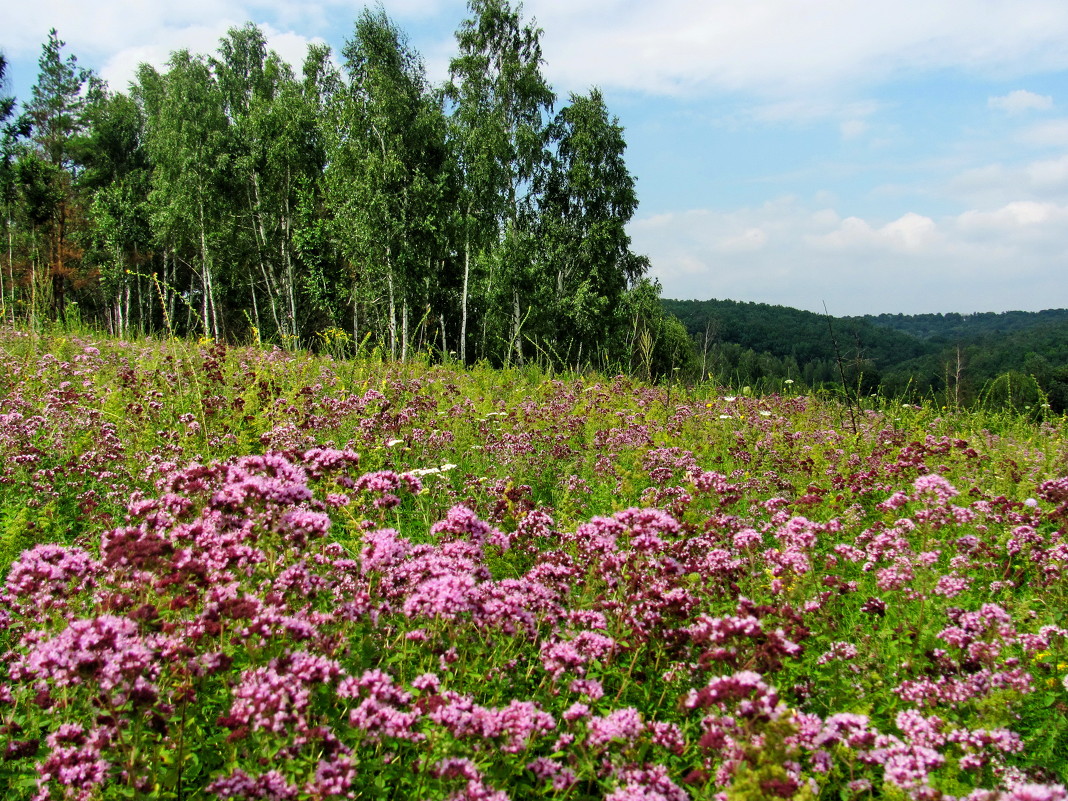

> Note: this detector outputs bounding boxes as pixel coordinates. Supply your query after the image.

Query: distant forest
[664,298,1068,411]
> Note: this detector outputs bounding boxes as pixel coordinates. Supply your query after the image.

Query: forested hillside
[863,309,1068,341]
[665,298,1068,411]
[0,2,689,373]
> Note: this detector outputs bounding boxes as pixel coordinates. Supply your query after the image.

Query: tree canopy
[0,2,671,374]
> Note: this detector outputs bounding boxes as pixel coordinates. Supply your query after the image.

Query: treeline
[665,298,1068,412]
[863,309,1068,342]
[0,2,688,371]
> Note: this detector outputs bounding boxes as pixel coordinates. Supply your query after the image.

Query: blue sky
[4,0,1068,316]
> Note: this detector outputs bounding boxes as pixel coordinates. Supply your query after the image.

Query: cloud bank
[631,195,1068,315]
[988,89,1054,114]
[4,1,342,93]
[527,0,1068,98]
[11,1,1068,100]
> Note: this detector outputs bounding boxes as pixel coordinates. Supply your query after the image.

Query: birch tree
[446,0,554,363]
[213,24,318,342]
[291,44,347,333]
[325,7,448,358]
[0,55,29,320]
[539,89,646,365]
[138,52,229,338]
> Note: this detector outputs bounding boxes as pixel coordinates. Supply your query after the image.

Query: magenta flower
[431,504,505,547]
[222,652,342,735]
[3,544,100,617]
[587,707,645,749]
[540,630,616,678]
[1000,785,1068,801]
[207,768,299,800]
[402,573,478,620]
[34,723,111,801]
[338,669,422,742]
[607,764,689,801]
[683,671,785,722]
[913,474,959,504]
[15,615,160,703]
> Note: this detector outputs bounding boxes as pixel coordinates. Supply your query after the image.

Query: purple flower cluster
[3,335,1068,799]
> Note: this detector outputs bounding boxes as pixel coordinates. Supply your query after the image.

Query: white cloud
[949,154,1068,206]
[956,200,1068,235]
[809,212,938,252]
[988,89,1053,113]
[1018,118,1068,148]
[1027,155,1068,193]
[719,227,768,252]
[630,197,1068,315]
[263,27,329,70]
[526,0,1068,98]
[93,23,327,93]
[97,25,233,90]
[5,2,245,57]
[11,1,1068,107]
[6,1,353,92]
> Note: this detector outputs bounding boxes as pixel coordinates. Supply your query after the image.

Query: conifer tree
[24,30,94,319]
[79,88,151,334]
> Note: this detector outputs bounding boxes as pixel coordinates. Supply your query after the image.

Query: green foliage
[446,0,556,365]
[26,29,93,170]
[325,7,451,358]
[1,11,667,377]
[534,89,646,368]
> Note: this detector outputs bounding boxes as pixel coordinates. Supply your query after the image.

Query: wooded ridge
[664,297,1068,410]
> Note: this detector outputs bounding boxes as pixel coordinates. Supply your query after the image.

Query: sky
[3,0,1068,316]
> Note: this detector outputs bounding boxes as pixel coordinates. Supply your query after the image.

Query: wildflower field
[3,329,1068,801]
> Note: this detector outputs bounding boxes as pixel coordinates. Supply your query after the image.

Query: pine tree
[24,30,94,319]
[79,89,152,334]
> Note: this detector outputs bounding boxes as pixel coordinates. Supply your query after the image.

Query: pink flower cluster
[3,340,1068,800]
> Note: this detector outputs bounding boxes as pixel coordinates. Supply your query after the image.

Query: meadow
[1,327,1068,800]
